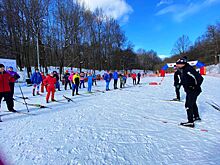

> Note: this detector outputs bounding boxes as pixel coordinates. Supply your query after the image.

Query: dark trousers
[79,80,85,88]
[114,79,118,89]
[64,81,72,90]
[175,85,181,100]
[9,82,15,98]
[72,84,79,96]
[92,79,97,86]
[185,88,201,122]
[137,77,140,84]
[0,92,14,111]
[133,79,136,85]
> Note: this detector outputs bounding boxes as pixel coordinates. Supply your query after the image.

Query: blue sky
[80,0,220,58]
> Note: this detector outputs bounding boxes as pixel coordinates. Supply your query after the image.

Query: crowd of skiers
[1,58,204,128]
[28,69,142,103]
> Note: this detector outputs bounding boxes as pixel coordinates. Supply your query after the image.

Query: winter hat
[176,58,187,65]
[0,64,5,68]
[8,66,13,69]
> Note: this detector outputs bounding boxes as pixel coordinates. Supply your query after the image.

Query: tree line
[0,0,162,77]
[158,21,220,69]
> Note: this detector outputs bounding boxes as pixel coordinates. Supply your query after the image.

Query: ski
[4,110,36,116]
[94,89,105,93]
[162,99,184,103]
[143,116,208,132]
[14,99,50,109]
[63,95,74,102]
[206,102,220,111]
[15,96,29,100]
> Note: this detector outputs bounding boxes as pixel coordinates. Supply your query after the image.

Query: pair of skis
[143,116,208,132]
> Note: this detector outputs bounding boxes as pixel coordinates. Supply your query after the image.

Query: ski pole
[19,85,29,112]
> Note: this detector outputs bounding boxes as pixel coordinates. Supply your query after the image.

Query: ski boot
[180,122,195,128]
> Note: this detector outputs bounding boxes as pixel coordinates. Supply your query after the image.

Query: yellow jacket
[73,74,80,84]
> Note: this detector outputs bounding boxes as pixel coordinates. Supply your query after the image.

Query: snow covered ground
[0,75,220,165]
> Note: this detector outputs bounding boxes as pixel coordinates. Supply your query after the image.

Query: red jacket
[43,75,56,90]
[131,73,137,79]
[0,71,12,92]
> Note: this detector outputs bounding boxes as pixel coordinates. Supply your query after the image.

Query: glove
[176,85,180,89]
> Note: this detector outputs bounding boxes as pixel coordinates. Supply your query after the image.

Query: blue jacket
[113,72,118,80]
[104,73,110,82]
[87,75,93,84]
[31,72,42,84]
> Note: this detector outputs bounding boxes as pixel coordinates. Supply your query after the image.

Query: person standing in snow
[79,72,85,88]
[87,73,93,93]
[132,73,137,85]
[119,74,124,88]
[173,67,182,101]
[137,72,141,84]
[7,66,20,99]
[63,70,72,90]
[176,58,203,127]
[43,72,56,103]
[104,72,111,91]
[53,71,61,91]
[40,72,46,93]
[0,64,16,112]
[72,72,80,96]
[31,68,43,96]
[123,74,127,87]
[92,73,97,86]
[113,70,118,89]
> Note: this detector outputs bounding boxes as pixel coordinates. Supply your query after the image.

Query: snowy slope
[0,75,220,165]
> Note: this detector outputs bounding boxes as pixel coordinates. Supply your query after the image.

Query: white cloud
[156,0,220,22]
[78,0,133,22]
[158,54,168,59]
[157,0,173,7]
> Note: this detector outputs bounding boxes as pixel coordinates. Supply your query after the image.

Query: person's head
[35,68,39,73]
[53,71,57,74]
[8,66,13,71]
[50,72,54,76]
[66,70,69,73]
[0,64,5,72]
[176,58,187,69]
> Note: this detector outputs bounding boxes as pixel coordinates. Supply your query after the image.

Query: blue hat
[9,66,13,69]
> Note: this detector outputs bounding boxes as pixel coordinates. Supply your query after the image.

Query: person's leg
[0,93,3,108]
[9,82,15,98]
[83,80,85,88]
[69,81,72,89]
[4,92,14,111]
[76,85,79,94]
[33,84,36,96]
[72,84,75,96]
[64,82,67,90]
[51,88,55,101]
[175,86,180,100]
[46,89,51,102]
[79,80,82,88]
[185,91,197,123]
[36,84,40,95]
[41,83,44,93]
[57,82,61,91]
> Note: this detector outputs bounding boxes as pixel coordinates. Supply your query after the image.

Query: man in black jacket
[176,58,203,127]
[173,67,181,101]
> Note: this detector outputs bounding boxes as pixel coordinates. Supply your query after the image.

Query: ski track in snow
[0,75,220,165]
